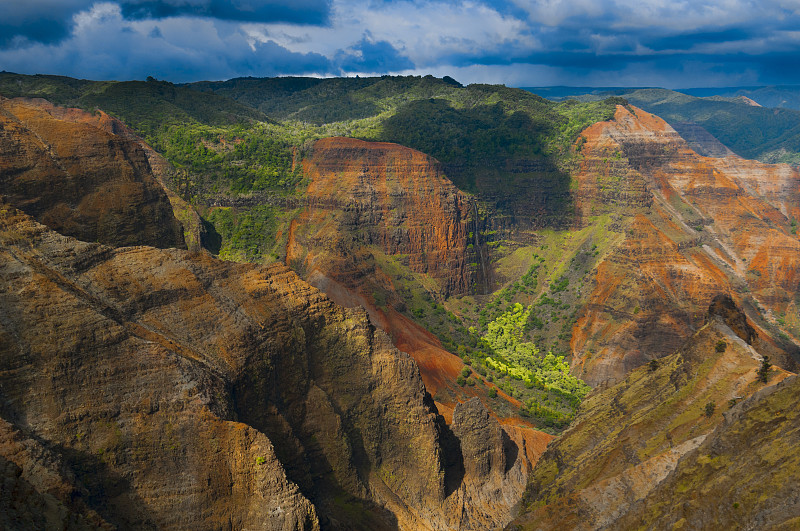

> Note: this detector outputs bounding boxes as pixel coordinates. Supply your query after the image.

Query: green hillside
[526,85,800,164]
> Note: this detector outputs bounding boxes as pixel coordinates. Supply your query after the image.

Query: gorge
[1,74,799,530]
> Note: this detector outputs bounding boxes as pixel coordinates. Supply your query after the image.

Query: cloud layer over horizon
[2,0,800,87]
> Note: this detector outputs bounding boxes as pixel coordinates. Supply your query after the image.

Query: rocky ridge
[569,105,800,385]
[0,201,531,529]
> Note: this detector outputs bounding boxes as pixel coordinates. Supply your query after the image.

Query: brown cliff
[570,105,800,385]
[287,137,547,454]
[0,97,185,249]
[0,200,532,529]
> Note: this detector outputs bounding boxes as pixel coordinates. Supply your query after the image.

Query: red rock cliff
[290,137,474,297]
[571,105,800,384]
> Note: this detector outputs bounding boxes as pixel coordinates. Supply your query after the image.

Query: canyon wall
[0,97,185,249]
[512,296,798,530]
[289,137,475,297]
[569,105,800,384]
[0,202,533,529]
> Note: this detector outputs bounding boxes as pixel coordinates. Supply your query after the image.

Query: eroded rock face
[0,201,531,530]
[610,373,800,530]
[291,137,474,297]
[0,97,185,249]
[571,106,800,385]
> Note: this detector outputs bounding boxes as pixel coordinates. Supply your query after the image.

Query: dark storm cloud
[119,0,331,25]
[0,0,331,49]
[0,6,332,82]
[2,0,800,86]
[0,1,92,47]
[641,28,754,52]
[336,35,414,73]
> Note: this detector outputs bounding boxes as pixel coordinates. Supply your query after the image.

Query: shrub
[704,402,715,417]
[488,388,497,398]
[715,340,727,353]
[758,356,772,383]
[648,359,659,372]
[255,456,266,465]
[461,366,472,378]
[466,378,476,386]
[456,375,466,386]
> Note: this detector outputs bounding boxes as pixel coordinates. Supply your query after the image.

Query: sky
[1,0,800,87]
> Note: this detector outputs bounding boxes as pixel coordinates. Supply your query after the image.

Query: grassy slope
[514,318,793,529]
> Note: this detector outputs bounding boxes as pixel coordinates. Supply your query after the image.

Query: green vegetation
[1,72,620,266]
[715,340,727,353]
[543,86,800,164]
[758,356,772,383]
[2,72,615,428]
[481,303,590,428]
[203,205,288,262]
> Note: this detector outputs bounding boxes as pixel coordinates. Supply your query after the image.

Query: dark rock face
[0,201,530,529]
[451,398,509,481]
[0,97,185,249]
[708,293,756,344]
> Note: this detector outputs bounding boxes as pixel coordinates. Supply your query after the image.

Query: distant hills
[524,85,800,165]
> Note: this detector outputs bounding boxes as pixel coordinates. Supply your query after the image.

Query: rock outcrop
[610,373,800,530]
[0,97,185,249]
[290,137,474,297]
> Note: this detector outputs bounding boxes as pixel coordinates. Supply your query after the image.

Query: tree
[758,356,771,383]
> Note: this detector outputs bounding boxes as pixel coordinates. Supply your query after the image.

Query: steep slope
[285,137,531,425]
[570,105,800,384]
[0,196,539,529]
[616,89,800,164]
[0,97,185,249]
[611,373,800,530]
[289,137,474,297]
[512,296,795,530]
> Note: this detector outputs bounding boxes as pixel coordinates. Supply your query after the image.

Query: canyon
[0,97,537,529]
[1,77,800,530]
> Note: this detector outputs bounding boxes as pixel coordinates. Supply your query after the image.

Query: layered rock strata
[0,202,530,530]
[0,97,185,249]
[512,297,795,530]
[571,105,800,384]
[290,137,474,297]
